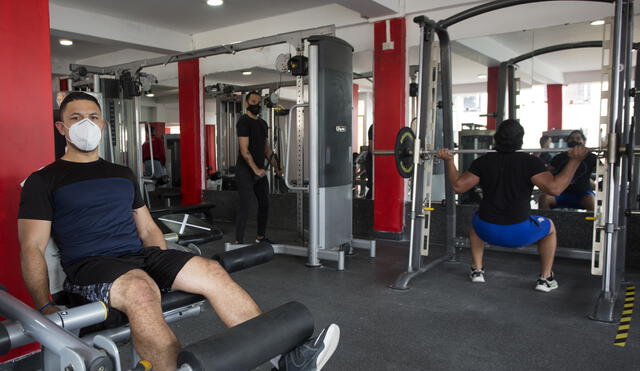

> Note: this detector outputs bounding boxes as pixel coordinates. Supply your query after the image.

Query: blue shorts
[555,190,596,209]
[472,214,552,248]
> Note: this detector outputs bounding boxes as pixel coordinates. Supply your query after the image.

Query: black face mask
[567,141,582,147]
[247,104,261,115]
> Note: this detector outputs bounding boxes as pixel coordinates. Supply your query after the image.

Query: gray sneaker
[279,324,340,371]
[535,275,558,292]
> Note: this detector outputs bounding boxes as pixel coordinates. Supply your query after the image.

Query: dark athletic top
[468,152,547,225]
[19,159,145,266]
[236,114,268,170]
[549,152,597,194]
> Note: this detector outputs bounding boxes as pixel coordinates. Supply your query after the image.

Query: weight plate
[394,127,416,178]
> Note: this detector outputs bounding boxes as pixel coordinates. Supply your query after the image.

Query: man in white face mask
[17,92,340,371]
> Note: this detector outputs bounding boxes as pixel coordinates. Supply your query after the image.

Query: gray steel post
[308,43,321,267]
[496,62,508,124]
[436,29,458,262]
[631,45,640,209]
[615,0,634,288]
[407,23,432,273]
[507,64,517,120]
[591,0,625,322]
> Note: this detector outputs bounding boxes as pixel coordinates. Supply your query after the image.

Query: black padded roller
[213,241,275,274]
[177,301,314,371]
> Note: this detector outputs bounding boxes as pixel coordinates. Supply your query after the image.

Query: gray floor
[2,223,639,371]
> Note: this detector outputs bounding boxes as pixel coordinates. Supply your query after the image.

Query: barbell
[373,127,638,178]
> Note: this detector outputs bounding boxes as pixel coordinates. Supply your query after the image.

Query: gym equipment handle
[284,103,309,191]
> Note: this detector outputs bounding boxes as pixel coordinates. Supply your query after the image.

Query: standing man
[435,120,587,292]
[539,130,597,211]
[235,91,282,244]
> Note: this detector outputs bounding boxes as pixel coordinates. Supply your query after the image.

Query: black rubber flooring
[2,223,639,370]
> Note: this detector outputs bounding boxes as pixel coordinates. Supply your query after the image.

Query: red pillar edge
[373,17,406,234]
[547,84,563,130]
[178,59,203,205]
[486,66,499,130]
[0,0,54,361]
[205,125,216,174]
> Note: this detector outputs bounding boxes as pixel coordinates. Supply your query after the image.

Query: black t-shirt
[236,114,268,170]
[19,159,145,266]
[549,152,597,194]
[469,152,548,225]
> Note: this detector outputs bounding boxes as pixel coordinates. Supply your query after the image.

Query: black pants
[235,166,269,243]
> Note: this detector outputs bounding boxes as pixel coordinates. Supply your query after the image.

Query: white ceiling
[50,35,124,61]
[51,0,347,34]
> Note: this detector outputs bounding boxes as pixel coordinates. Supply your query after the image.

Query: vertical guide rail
[615,0,634,288]
[406,23,431,272]
[296,48,305,242]
[591,0,628,322]
[392,20,454,290]
[420,42,440,259]
[307,42,320,267]
[591,16,613,276]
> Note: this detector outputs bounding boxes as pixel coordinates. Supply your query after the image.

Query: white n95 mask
[66,118,102,152]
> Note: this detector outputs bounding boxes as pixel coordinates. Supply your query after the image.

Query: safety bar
[284,103,309,191]
[0,288,111,369]
[1,301,107,352]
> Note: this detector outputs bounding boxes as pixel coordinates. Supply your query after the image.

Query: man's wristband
[38,301,55,312]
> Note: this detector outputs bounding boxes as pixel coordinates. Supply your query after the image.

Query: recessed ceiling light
[590,19,605,26]
[242,71,252,76]
[145,93,155,97]
[477,74,487,79]
[59,39,73,46]
[206,0,223,6]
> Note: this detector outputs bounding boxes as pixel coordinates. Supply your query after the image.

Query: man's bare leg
[110,269,180,371]
[172,257,261,327]
[581,194,595,211]
[538,194,556,210]
[536,221,557,278]
[469,225,485,269]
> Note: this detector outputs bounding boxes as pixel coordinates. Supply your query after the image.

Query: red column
[547,84,563,130]
[0,0,53,361]
[178,59,202,205]
[205,125,216,174]
[352,84,359,151]
[373,18,405,235]
[486,66,499,130]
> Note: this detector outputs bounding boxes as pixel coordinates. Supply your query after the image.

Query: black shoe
[279,324,340,371]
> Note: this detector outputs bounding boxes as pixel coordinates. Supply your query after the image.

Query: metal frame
[69,26,335,75]
[496,41,604,123]
[402,0,632,324]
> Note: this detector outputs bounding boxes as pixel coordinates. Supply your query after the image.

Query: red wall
[178,59,203,205]
[373,18,406,234]
[486,66,499,130]
[0,0,54,361]
[547,84,563,130]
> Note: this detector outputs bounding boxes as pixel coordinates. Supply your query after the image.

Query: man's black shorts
[62,247,196,307]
